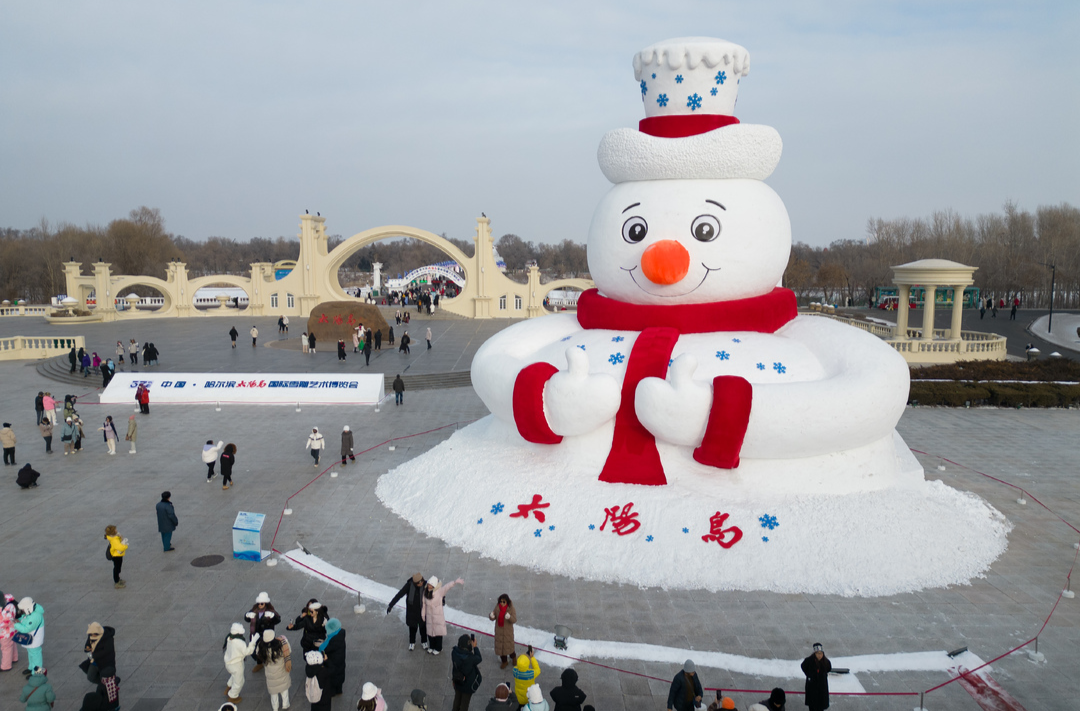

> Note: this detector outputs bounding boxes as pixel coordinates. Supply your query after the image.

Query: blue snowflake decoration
[668,359,674,367]
[640,80,648,96]
[560,335,572,342]
[756,362,766,371]
[687,93,703,111]
[651,73,656,79]
[490,502,505,515]
[477,518,483,524]
[682,527,689,533]
[762,536,769,543]
[732,338,741,343]
[675,74,684,83]
[608,353,626,365]
[534,529,542,538]
[656,93,669,107]
[715,350,730,361]
[588,524,595,530]
[611,336,625,342]
[577,344,586,351]
[773,362,786,374]
[710,87,718,96]
[715,70,727,85]
[759,514,779,530]
[548,525,555,531]
[646,535,654,542]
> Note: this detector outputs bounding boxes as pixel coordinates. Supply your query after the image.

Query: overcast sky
[2,1,1076,248]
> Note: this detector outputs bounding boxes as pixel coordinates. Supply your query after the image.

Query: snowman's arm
[741,317,910,458]
[470,314,582,423]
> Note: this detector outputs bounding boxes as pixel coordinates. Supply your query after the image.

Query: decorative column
[921,285,937,341]
[894,284,911,338]
[92,262,118,321]
[62,261,84,306]
[372,263,382,293]
[949,285,965,340]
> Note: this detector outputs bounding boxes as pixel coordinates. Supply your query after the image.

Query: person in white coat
[305,427,325,466]
[203,440,225,482]
[250,326,259,347]
[223,622,257,704]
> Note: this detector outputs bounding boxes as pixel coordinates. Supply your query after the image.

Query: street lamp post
[1039,263,1056,333]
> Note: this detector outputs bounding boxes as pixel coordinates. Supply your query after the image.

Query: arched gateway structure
[60,214,593,321]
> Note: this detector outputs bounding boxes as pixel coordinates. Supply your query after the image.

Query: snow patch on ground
[1029,314,1080,354]
[281,548,989,684]
[376,417,1010,597]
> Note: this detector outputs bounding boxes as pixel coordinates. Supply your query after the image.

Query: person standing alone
[156,491,178,551]
[426,326,433,350]
[340,426,354,465]
[393,375,405,406]
[104,525,128,589]
[251,326,259,347]
[801,643,831,711]
[125,415,137,454]
[229,326,239,348]
[1,423,16,465]
[306,427,324,466]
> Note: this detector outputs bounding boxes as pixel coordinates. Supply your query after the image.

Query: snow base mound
[377,417,1010,597]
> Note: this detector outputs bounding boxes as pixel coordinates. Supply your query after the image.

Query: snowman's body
[472,177,916,494]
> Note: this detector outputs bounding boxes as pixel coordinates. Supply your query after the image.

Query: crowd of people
[67,341,159,387]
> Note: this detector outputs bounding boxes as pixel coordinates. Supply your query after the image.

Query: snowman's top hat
[598,37,782,184]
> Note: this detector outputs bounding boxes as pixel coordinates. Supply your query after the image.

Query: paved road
[0,313,1077,710]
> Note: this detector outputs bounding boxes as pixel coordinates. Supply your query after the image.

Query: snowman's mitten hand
[635,354,711,446]
[544,347,621,436]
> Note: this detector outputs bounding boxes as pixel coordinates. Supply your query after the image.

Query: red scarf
[497,603,508,627]
[512,288,797,485]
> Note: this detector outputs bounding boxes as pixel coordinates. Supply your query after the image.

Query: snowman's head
[588,178,790,305]
[589,37,789,305]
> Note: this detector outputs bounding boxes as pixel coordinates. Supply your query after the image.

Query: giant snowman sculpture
[378,38,1008,596]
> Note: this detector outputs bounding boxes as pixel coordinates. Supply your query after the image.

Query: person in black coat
[760,687,786,710]
[550,667,587,711]
[451,634,482,711]
[666,660,703,711]
[16,463,40,488]
[287,599,328,652]
[80,623,116,682]
[318,618,346,697]
[800,644,831,711]
[386,573,427,649]
[229,326,239,347]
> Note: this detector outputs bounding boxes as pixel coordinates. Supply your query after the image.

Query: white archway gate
[386,264,466,291]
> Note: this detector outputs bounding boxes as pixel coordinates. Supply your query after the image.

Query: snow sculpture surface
[378,37,1009,596]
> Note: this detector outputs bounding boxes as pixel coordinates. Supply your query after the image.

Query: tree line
[784,202,1080,309]
[3,202,1074,306]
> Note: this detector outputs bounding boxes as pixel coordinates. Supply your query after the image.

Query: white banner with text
[99,372,385,405]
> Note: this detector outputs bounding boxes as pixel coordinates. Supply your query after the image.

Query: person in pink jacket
[41,393,57,425]
[420,575,463,655]
[0,592,18,670]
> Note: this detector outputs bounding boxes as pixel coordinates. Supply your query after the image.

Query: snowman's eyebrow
[622,203,641,213]
[706,200,726,211]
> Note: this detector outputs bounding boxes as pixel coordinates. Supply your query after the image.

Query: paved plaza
[0,311,1078,711]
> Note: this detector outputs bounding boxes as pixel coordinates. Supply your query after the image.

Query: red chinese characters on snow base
[600,503,641,536]
[701,512,742,548]
[509,494,550,523]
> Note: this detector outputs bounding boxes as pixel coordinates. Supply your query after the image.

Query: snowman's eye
[691,215,721,242]
[622,216,648,243]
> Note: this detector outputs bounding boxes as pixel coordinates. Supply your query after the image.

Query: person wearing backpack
[104,525,128,589]
[451,634,483,711]
[304,650,332,710]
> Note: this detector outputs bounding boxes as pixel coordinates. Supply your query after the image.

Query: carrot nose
[640,240,690,285]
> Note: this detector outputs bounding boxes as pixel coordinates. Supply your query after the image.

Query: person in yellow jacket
[104,525,128,589]
[513,646,541,705]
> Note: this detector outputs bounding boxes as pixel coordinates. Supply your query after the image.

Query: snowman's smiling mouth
[621,264,720,298]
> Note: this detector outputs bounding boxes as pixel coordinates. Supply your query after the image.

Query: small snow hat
[427,576,440,589]
[813,642,823,652]
[17,597,34,613]
[361,682,380,700]
[230,623,245,635]
[87,622,104,637]
[720,698,735,710]
[527,684,544,704]
[255,591,271,604]
[309,601,322,610]
[597,37,782,184]
[305,651,324,665]
[411,573,423,584]
[410,689,427,707]
[220,704,238,711]
[495,683,510,700]
[262,629,275,643]
[683,659,696,673]
[343,425,350,431]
